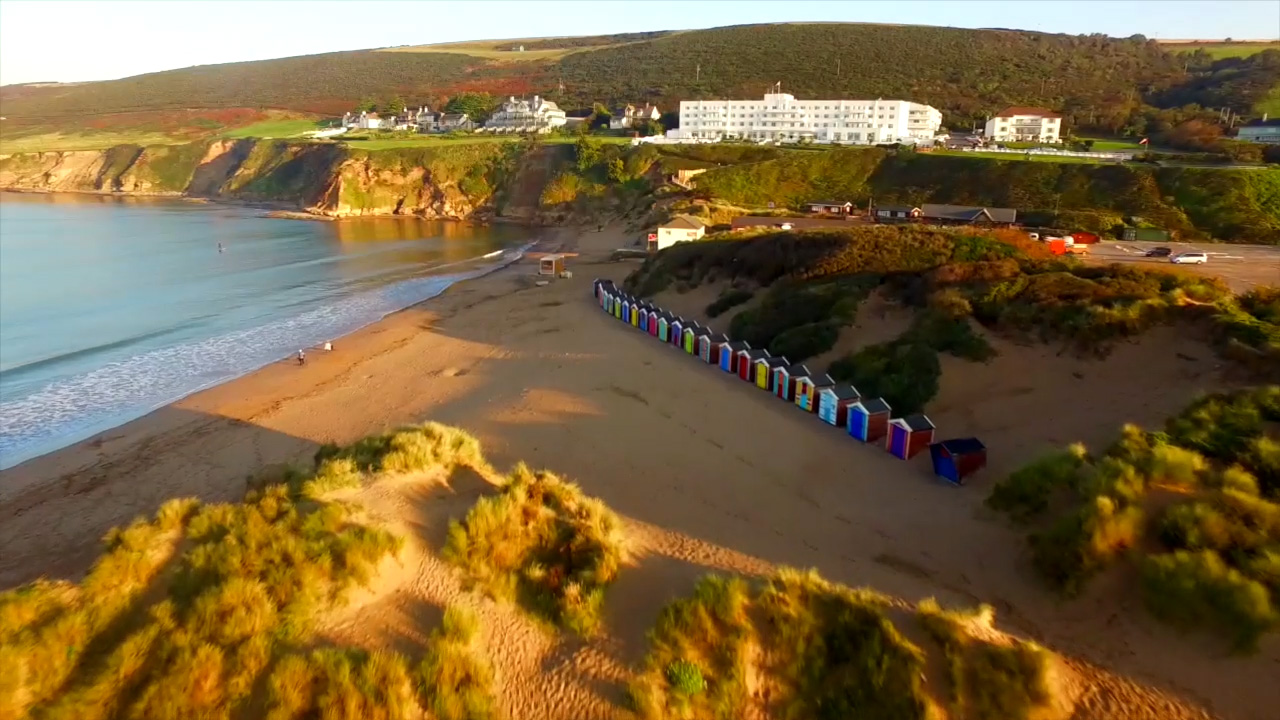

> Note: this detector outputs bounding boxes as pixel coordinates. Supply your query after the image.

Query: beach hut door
[890,428,907,457]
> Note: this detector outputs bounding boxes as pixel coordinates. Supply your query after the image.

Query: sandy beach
[1,221,1276,720]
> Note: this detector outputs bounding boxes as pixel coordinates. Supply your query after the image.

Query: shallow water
[0,193,530,469]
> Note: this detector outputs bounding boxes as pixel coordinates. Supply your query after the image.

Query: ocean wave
[0,244,529,470]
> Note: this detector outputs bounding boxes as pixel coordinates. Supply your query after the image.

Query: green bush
[443,464,625,636]
[705,288,754,318]
[1139,550,1278,652]
[986,446,1088,522]
[664,660,706,697]
[768,321,841,362]
[418,606,498,720]
[1030,495,1143,596]
[730,276,875,349]
[828,339,940,415]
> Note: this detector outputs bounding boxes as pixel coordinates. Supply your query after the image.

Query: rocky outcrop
[0,139,547,221]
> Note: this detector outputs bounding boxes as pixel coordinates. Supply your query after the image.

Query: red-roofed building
[984,106,1063,143]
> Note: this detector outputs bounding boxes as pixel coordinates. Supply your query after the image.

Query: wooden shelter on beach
[720,340,749,372]
[740,348,770,382]
[656,313,672,341]
[638,305,651,332]
[848,398,892,443]
[817,383,860,426]
[887,414,936,460]
[700,331,726,363]
[682,323,702,354]
[649,310,665,338]
[930,437,987,485]
[670,318,686,347]
[774,364,809,401]
[756,356,789,390]
[629,302,640,327]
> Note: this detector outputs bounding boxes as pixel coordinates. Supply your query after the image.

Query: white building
[342,111,388,130]
[1238,117,1280,144]
[609,103,661,130]
[652,215,706,251]
[677,92,942,145]
[983,106,1063,143]
[485,95,567,133]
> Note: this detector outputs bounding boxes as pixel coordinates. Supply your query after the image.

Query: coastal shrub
[664,660,706,697]
[917,600,1052,720]
[418,606,498,720]
[985,445,1089,522]
[705,288,754,318]
[265,648,415,720]
[1030,495,1144,596]
[628,574,754,719]
[1139,550,1278,652]
[443,463,625,635]
[829,339,940,415]
[768,321,841,362]
[759,569,931,720]
[729,275,876,350]
[313,422,487,478]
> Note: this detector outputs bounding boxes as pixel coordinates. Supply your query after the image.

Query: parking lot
[1084,241,1280,293]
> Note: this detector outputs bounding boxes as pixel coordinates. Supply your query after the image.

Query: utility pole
[696,64,700,82]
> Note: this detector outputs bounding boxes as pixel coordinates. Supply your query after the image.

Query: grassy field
[1160,41,1280,59]
[1080,137,1147,151]
[339,133,631,151]
[0,129,182,154]
[932,149,1120,165]
[220,117,325,139]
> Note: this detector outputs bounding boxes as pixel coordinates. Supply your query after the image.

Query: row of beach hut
[593,279,987,485]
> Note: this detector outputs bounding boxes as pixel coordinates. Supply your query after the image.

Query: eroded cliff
[0,138,547,220]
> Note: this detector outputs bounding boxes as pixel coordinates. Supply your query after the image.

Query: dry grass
[0,423,514,719]
[418,606,500,720]
[443,463,626,635]
[918,599,1053,720]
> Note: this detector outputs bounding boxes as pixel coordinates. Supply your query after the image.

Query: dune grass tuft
[443,463,625,635]
[418,606,500,720]
[265,648,416,720]
[918,599,1052,720]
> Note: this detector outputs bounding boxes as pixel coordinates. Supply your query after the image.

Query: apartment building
[983,106,1062,143]
[676,93,943,144]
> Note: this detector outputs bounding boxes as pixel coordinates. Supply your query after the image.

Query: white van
[1170,252,1208,265]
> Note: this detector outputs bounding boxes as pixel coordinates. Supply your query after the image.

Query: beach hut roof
[760,356,789,369]
[937,437,986,454]
[812,374,835,388]
[744,348,770,359]
[708,333,729,343]
[788,364,811,379]
[823,383,861,400]
[724,339,750,350]
[694,326,715,338]
[856,398,892,414]
[894,413,936,432]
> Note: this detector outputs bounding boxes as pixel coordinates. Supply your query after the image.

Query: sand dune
[0,222,1272,719]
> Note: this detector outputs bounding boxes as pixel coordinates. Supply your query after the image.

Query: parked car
[1170,252,1208,265]
[1144,246,1173,257]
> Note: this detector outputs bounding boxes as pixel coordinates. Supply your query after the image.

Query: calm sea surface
[0,193,530,469]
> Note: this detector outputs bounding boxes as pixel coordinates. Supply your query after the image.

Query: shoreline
[0,236,543,476]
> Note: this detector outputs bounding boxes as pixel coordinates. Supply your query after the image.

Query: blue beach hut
[848,398,892,443]
[930,438,987,486]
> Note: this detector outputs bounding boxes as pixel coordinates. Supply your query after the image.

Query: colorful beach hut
[755,356,788,390]
[887,414,936,460]
[670,318,686,348]
[649,310,664,338]
[682,324,701,354]
[797,374,833,412]
[614,295,625,320]
[593,279,613,302]
[629,302,640,327]
[773,364,809,401]
[699,332,726,364]
[817,384,860,426]
[848,398,892,443]
[656,314,671,342]
[739,348,770,382]
[638,305,650,332]
[930,438,987,486]
[720,340,749,373]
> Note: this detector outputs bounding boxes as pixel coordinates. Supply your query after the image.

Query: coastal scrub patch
[443,463,626,635]
[418,606,499,720]
[987,387,1280,648]
[265,648,416,720]
[311,421,489,487]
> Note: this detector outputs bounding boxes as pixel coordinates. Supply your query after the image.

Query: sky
[0,0,1276,86]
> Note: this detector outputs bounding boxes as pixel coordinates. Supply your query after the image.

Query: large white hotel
[676,92,943,145]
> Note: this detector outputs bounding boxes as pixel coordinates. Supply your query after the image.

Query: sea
[0,192,532,470]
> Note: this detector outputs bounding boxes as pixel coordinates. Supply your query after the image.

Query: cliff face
[0,139,544,221]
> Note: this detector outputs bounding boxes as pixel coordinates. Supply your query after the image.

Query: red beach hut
[721,340,749,373]
[887,414,936,460]
[739,348,770,382]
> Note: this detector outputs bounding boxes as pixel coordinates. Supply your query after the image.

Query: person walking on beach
[297,350,306,366]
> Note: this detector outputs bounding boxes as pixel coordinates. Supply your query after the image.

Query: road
[1083,241,1280,293]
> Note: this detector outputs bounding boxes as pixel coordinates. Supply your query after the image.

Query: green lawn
[339,133,631,150]
[933,149,1119,165]
[1161,41,1280,59]
[0,129,184,154]
[1080,137,1146,151]
[221,117,325,139]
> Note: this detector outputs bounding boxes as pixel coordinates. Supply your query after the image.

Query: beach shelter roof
[788,364,812,380]
[894,413,936,432]
[825,383,860,400]
[744,348,770,360]
[760,356,789,369]
[855,398,892,414]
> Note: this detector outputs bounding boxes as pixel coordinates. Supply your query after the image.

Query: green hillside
[691,148,1280,243]
[3,23,1275,131]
